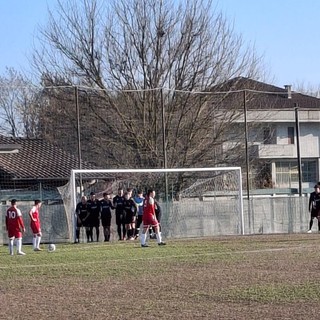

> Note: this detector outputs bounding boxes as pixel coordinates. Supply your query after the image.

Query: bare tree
[0,68,41,138]
[32,0,265,170]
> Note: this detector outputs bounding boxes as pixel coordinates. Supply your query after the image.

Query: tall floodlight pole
[161,88,169,202]
[295,104,302,196]
[243,90,251,231]
[243,90,250,199]
[75,86,83,196]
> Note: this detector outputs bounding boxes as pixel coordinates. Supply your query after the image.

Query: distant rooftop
[0,136,97,180]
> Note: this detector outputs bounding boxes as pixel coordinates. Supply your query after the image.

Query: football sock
[32,236,36,249]
[96,228,99,242]
[156,232,162,244]
[122,225,126,239]
[117,225,122,239]
[9,239,14,255]
[86,229,90,241]
[309,220,313,230]
[140,232,147,245]
[36,235,41,248]
[16,238,22,253]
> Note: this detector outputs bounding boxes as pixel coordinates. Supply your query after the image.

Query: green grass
[1,234,320,319]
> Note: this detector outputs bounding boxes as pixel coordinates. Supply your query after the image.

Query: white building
[218,77,320,191]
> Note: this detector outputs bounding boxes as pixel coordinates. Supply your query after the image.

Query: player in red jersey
[6,199,26,255]
[29,200,42,251]
[140,189,166,247]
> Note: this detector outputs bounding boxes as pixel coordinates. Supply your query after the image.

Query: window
[275,160,317,186]
[288,127,294,144]
[302,161,317,182]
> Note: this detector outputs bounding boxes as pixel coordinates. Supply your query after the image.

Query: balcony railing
[250,144,319,158]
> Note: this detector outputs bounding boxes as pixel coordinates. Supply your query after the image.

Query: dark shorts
[124,211,135,224]
[155,211,162,223]
[136,215,143,228]
[116,211,126,225]
[77,215,89,228]
[101,214,111,227]
[76,220,84,228]
[87,214,100,228]
[311,209,320,218]
[90,218,100,228]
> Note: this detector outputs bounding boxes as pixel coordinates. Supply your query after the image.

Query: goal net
[61,167,243,242]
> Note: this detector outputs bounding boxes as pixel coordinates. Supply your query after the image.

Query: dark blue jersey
[76,202,88,220]
[87,199,101,218]
[100,199,114,218]
[123,198,137,215]
[309,192,320,212]
[113,195,125,215]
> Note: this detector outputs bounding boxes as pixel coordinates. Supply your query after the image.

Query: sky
[0,0,319,89]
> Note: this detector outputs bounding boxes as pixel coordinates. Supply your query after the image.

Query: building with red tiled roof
[0,136,97,199]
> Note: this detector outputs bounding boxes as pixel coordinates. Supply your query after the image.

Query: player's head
[137,189,143,196]
[35,199,41,207]
[90,191,96,199]
[127,188,133,197]
[118,188,123,196]
[81,195,87,202]
[124,191,130,200]
[11,199,17,206]
[147,189,155,197]
[315,184,320,192]
[103,192,110,200]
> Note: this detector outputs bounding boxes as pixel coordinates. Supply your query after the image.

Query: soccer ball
[48,243,56,252]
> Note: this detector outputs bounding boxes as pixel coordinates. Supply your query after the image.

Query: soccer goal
[61,167,244,242]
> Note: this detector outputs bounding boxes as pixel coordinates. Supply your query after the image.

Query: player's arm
[82,204,90,221]
[29,207,36,221]
[18,217,26,233]
[149,197,156,218]
[309,194,313,212]
[112,197,117,208]
[129,201,136,216]
[17,209,25,233]
[98,201,102,219]
[133,199,139,213]
[75,204,81,223]
[82,211,90,221]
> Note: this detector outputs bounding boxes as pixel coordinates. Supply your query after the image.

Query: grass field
[1,234,320,320]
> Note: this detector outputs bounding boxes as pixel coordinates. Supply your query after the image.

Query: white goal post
[65,167,244,242]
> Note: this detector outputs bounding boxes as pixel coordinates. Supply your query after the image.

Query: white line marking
[0,243,314,270]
